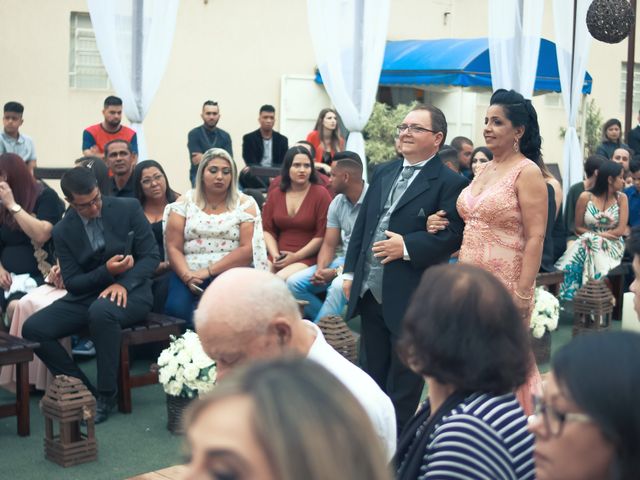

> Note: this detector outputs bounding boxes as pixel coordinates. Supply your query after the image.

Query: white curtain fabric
[307,0,390,180]
[87,0,179,160]
[488,0,544,99]
[553,0,592,196]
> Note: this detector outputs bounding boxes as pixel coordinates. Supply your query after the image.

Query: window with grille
[620,62,640,114]
[69,12,110,89]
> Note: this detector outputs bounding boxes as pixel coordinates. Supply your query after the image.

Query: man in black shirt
[240,104,288,188]
[187,100,233,186]
[104,139,137,198]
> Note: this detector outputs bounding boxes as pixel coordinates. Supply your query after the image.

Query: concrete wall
[0,0,637,193]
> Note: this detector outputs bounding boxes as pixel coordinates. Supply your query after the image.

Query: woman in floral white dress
[555,160,628,300]
[164,148,267,326]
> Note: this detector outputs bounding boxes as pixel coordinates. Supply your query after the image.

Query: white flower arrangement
[530,287,560,339]
[157,330,216,399]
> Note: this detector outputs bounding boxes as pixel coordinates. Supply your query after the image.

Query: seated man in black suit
[240,104,288,189]
[23,167,159,423]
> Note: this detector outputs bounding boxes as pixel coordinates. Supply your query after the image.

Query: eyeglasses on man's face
[529,395,593,437]
[396,124,438,135]
[73,192,102,212]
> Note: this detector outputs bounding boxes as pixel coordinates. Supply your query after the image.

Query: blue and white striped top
[418,392,535,480]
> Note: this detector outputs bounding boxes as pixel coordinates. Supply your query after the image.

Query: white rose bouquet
[530,287,560,339]
[157,330,216,399]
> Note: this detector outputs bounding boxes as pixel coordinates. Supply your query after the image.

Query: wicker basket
[166,394,193,435]
[531,330,551,365]
[572,280,614,337]
[317,315,358,364]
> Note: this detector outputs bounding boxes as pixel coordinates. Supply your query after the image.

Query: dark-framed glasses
[529,395,593,437]
[73,192,102,212]
[396,124,437,135]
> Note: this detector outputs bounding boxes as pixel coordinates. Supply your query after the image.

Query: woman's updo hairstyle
[490,89,543,167]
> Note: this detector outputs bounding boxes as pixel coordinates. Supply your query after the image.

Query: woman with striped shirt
[394,263,535,480]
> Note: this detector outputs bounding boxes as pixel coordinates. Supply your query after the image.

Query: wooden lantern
[572,279,614,337]
[40,375,97,467]
[318,315,358,364]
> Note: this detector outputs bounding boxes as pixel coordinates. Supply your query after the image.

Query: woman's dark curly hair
[398,263,530,393]
[490,89,543,167]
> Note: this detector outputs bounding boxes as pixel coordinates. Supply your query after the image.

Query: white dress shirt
[304,320,397,460]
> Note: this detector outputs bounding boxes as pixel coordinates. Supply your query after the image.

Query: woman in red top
[262,146,332,280]
[306,108,345,169]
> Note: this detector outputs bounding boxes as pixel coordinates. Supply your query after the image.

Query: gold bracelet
[207,263,215,277]
[514,289,533,301]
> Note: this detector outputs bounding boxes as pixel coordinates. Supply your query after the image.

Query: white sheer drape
[553,0,591,195]
[87,0,179,160]
[488,0,544,99]
[307,0,390,180]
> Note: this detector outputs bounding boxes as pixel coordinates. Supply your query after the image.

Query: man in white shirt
[195,267,397,459]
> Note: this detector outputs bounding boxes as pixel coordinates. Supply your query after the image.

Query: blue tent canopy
[315,37,592,94]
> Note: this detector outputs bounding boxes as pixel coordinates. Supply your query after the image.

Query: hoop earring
[513,139,520,153]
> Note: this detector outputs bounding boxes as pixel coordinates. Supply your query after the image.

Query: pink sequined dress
[456,158,541,415]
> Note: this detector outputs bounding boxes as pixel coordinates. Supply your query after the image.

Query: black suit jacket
[344,156,468,334]
[242,129,289,166]
[628,125,640,155]
[54,197,160,302]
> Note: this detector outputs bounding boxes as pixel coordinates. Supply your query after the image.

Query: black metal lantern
[587,0,635,44]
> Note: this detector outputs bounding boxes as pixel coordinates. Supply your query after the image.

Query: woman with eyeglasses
[133,160,180,313]
[425,89,549,414]
[0,153,64,327]
[164,148,268,327]
[394,263,534,480]
[529,331,640,480]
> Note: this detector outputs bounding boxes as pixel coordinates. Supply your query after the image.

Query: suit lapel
[394,155,443,212]
[380,163,401,210]
[69,209,92,253]
[255,130,264,159]
[100,198,115,251]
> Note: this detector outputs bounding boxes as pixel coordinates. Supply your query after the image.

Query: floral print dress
[164,191,268,272]
[554,193,625,301]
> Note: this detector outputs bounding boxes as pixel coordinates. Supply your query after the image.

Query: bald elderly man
[195,268,397,459]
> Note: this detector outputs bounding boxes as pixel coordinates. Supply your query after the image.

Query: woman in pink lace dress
[428,89,548,414]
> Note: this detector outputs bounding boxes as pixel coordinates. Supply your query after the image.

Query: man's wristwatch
[9,204,22,214]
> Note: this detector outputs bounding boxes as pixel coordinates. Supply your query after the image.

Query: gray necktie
[86,218,105,251]
[390,166,421,204]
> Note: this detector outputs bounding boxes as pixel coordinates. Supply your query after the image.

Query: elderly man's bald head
[196,268,300,331]
[194,268,303,378]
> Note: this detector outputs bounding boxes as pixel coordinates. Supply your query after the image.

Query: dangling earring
[513,138,520,153]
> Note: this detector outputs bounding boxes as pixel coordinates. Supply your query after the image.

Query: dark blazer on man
[628,125,640,155]
[55,196,160,302]
[23,196,160,398]
[344,155,468,335]
[242,129,289,166]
